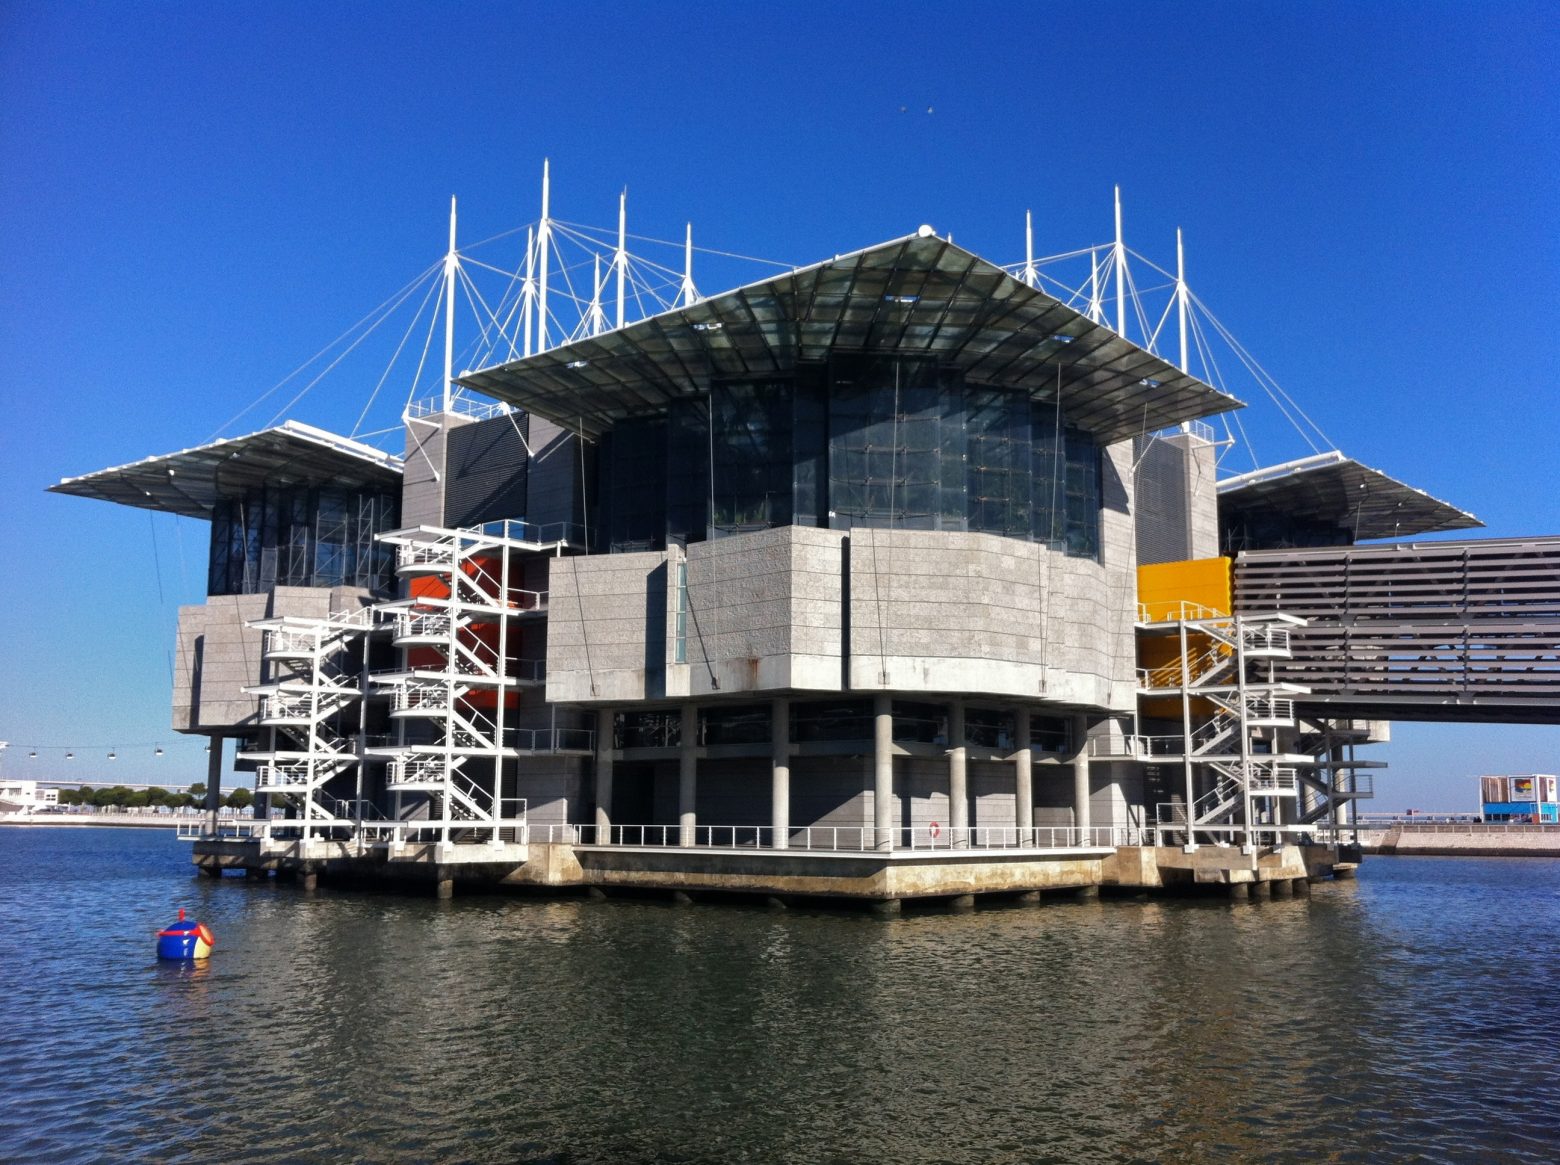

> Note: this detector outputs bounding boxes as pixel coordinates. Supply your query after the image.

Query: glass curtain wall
[208,486,399,596]
[597,357,1104,560]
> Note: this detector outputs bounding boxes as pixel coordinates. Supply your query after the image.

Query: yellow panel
[1136,557,1232,622]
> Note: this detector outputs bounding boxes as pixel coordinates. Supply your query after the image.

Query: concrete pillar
[1292,877,1312,896]
[435,867,454,899]
[1074,885,1100,901]
[771,697,790,849]
[301,868,319,893]
[1251,878,1272,899]
[948,700,968,849]
[948,893,975,912]
[1072,714,1092,846]
[679,703,698,847]
[1227,881,1250,901]
[594,708,614,844]
[1014,707,1034,845]
[873,693,894,852]
[1016,889,1043,906]
[204,738,223,836]
[870,897,901,916]
[1271,877,1294,898]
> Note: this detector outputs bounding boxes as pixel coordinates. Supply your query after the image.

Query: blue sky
[2,1,1556,810]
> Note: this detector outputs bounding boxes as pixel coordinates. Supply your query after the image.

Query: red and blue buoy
[156,908,215,960]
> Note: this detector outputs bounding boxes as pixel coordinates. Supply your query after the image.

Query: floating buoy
[156,908,215,961]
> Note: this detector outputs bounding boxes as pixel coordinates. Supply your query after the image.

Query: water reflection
[3,830,1559,1164]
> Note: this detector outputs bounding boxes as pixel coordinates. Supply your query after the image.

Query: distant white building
[0,780,60,814]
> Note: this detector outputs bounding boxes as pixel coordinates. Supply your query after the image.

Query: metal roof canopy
[49,420,404,519]
[1218,450,1481,540]
[458,232,1242,445]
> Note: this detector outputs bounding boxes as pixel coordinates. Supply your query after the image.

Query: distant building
[0,780,60,814]
[1480,775,1559,824]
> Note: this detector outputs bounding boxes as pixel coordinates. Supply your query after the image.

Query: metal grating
[1234,537,1560,722]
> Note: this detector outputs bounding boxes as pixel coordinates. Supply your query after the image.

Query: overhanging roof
[1218,451,1481,540]
[458,232,1242,444]
[49,420,403,519]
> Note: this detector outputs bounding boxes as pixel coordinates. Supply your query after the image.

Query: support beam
[1072,714,1092,846]
[679,703,698,847]
[594,707,614,844]
[1013,707,1034,845]
[204,739,223,837]
[948,700,968,849]
[771,697,790,850]
[874,693,894,852]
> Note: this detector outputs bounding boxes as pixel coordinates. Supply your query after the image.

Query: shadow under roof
[1218,451,1481,541]
[49,420,403,520]
[458,232,1242,445]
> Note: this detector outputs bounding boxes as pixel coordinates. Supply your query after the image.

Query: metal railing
[1138,600,1228,624]
[535,823,1137,851]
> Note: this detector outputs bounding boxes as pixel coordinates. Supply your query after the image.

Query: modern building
[1480,775,1559,824]
[50,222,1559,905]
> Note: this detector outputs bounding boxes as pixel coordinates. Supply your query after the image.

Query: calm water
[2,828,1558,1164]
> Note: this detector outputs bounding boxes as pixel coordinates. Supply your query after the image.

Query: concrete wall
[546,522,1136,713]
[173,585,374,733]
[401,411,475,528]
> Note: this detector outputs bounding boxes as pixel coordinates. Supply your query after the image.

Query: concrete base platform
[192,838,1351,902]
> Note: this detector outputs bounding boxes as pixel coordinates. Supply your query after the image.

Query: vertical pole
[678,703,697,847]
[948,700,968,848]
[1088,248,1101,323]
[595,707,614,844]
[522,226,535,359]
[442,196,457,413]
[1113,185,1125,337]
[537,159,551,352]
[205,738,223,837]
[873,693,894,852]
[1176,228,1189,374]
[616,189,627,330]
[1073,714,1092,845]
[1022,210,1037,288]
[771,697,790,850]
[1180,618,1196,849]
[1014,707,1033,845]
[679,223,697,307]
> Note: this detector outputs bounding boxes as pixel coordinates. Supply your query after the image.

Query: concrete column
[300,867,319,893]
[948,700,968,849]
[873,693,894,852]
[435,867,454,900]
[594,708,614,844]
[771,697,790,849]
[204,738,223,836]
[1013,707,1034,845]
[1072,714,1092,846]
[679,703,698,847]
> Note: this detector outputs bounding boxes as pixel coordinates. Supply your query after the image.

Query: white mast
[1176,228,1188,374]
[678,222,698,306]
[1113,185,1125,337]
[1087,248,1101,323]
[615,188,627,330]
[442,196,457,413]
[521,226,535,359]
[587,254,607,336]
[537,159,551,352]
[1021,210,1037,288]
